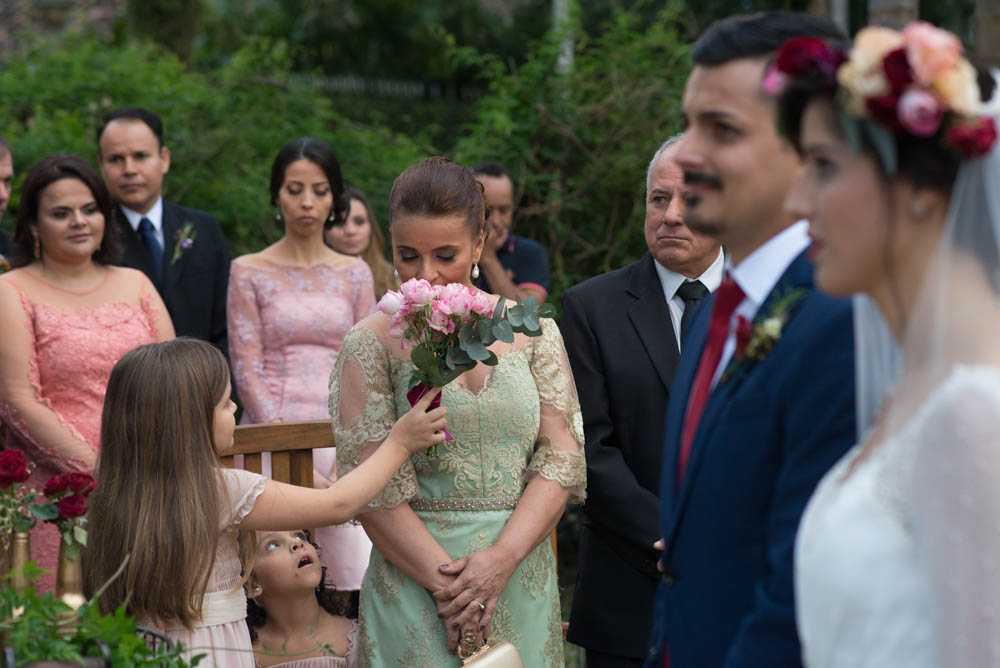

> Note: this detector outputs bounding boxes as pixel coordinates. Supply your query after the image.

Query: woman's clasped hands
[432,545,519,656]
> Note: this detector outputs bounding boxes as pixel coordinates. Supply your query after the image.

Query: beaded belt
[410,496,519,512]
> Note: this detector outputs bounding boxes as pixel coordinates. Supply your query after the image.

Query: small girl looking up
[82,338,446,667]
[246,530,358,667]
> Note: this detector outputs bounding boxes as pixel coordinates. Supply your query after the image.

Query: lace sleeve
[524,318,586,502]
[905,367,1000,665]
[330,326,417,510]
[0,277,95,472]
[226,263,278,423]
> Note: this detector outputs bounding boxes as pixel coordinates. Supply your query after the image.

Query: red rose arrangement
[33,472,96,560]
[0,450,36,539]
[763,23,997,163]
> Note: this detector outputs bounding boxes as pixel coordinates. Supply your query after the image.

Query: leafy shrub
[454,4,691,309]
[0,32,428,256]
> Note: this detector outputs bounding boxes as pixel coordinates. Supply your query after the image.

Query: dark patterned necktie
[138,217,164,282]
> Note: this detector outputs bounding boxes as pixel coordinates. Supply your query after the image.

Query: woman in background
[227,137,374,604]
[0,154,172,589]
[324,187,397,300]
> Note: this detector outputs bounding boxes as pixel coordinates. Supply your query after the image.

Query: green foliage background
[0,34,429,255]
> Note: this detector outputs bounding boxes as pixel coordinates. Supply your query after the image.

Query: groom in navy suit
[646,12,853,668]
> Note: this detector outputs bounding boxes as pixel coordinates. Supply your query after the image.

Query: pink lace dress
[227,260,375,590]
[0,271,161,591]
[154,468,267,667]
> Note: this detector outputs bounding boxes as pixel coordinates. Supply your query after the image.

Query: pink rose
[903,22,961,85]
[377,290,404,316]
[470,292,494,316]
[399,278,435,306]
[898,89,944,136]
[427,303,456,334]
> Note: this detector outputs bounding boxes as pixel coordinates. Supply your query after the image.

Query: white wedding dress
[795,364,1000,667]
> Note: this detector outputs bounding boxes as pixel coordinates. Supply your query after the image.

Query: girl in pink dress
[228,138,374,598]
[247,530,360,667]
[82,338,447,668]
[0,155,173,591]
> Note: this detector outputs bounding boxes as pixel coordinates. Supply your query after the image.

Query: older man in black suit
[97,107,231,356]
[564,136,723,667]
[0,134,13,261]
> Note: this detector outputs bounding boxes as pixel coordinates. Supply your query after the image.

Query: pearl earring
[393,269,399,280]
[275,209,282,222]
[471,263,480,280]
[909,199,928,218]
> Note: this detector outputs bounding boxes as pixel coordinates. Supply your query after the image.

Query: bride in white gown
[765,24,1000,667]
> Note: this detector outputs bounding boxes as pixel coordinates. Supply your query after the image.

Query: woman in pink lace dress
[228,138,375,601]
[0,155,173,590]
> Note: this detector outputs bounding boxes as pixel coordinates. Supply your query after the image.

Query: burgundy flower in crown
[763,37,846,95]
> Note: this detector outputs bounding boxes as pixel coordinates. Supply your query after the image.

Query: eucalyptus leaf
[73,524,87,547]
[459,322,475,348]
[524,295,537,310]
[839,109,862,155]
[492,298,505,324]
[507,307,524,327]
[477,319,493,341]
[482,350,500,366]
[447,345,473,368]
[466,340,491,361]
[492,320,515,343]
[523,313,539,331]
[538,303,556,318]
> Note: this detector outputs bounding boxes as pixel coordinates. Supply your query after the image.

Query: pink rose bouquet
[378,278,555,455]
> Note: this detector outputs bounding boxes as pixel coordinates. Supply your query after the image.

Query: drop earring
[909,199,928,218]
[471,263,480,280]
[393,269,399,280]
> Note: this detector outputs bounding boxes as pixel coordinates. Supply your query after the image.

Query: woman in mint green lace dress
[329,158,585,667]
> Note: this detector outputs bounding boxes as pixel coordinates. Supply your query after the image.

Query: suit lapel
[665,250,815,548]
[626,254,680,391]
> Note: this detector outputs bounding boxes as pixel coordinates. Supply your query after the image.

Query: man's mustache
[683,171,723,190]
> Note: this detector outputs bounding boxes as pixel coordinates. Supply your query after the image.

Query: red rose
[735,315,753,357]
[775,37,845,81]
[55,494,87,520]
[947,117,998,158]
[882,48,914,95]
[865,95,903,133]
[43,474,70,496]
[0,450,30,489]
[65,472,96,496]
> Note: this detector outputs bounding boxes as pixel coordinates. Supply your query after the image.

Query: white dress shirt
[654,248,725,351]
[120,196,165,248]
[711,220,810,387]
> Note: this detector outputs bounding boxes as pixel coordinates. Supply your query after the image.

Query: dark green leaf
[862,118,898,175]
[29,504,59,521]
[447,345,473,368]
[492,320,515,343]
[537,303,557,319]
[459,322,475,348]
[477,319,493,341]
[482,350,500,366]
[410,344,437,373]
[491,297,505,324]
[466,340,491,361]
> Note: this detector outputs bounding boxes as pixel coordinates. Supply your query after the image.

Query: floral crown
[763,23,997,170]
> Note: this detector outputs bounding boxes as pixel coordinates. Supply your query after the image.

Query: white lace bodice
[796,365,1000,667]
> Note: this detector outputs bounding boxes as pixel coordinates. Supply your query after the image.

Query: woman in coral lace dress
[330,158,585,666]
[228,138,375,601]
[0,155,172,589]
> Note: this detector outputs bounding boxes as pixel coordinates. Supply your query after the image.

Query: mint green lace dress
[329,314,586,667]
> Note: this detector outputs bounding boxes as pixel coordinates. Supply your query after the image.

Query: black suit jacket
[113,201,231,356]
[563,252,690,659]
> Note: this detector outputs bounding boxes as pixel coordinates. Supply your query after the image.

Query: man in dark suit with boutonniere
[97,108,231,357]
[646,12,854,668]
[563,135,723,667]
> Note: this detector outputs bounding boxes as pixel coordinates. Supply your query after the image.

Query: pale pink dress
[156,467,267,667]
[0,273,160,591]
[257,621,360,668]
[227,259,375,590]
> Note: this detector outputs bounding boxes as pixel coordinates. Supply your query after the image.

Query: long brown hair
[343,186,397,299]
[83,338,230,629]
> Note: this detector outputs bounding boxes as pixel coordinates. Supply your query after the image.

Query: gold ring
[462,628,477,647]
[472,599,486,610]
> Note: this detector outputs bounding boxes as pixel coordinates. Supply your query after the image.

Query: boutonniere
[170,222,197,266]
[721,286,807,383]
[0,253,10,275]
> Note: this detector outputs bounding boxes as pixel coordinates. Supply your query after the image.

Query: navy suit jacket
[645,251,855,668]
[114,201,231,357]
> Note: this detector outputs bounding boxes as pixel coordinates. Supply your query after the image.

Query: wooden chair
[219,419,558,570]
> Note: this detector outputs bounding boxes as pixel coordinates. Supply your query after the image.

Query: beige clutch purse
[460,641,525,668]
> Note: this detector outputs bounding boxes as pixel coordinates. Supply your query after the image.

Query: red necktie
[676,275,745,485]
